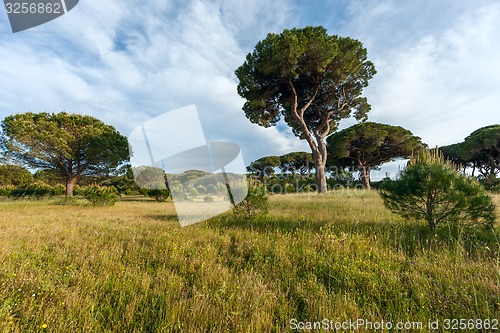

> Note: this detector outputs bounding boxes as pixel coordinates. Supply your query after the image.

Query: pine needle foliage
[380,149,496,230]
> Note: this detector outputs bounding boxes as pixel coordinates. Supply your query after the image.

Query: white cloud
[361,2,500,146]
[0,0,499,170]
[0,0,301,165]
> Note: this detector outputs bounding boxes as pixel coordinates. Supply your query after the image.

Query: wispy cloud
[0,0,499,167]
[347,1,500,146]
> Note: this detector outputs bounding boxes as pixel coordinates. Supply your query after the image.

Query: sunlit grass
[0,191,499,332]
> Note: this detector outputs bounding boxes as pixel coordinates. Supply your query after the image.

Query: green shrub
[187,185,199,197]
[0,185,15,197]
[479,174,500,193]
[9,181,60,198]
[285,183,295,193]
[84,185,120,206]
[204,195,214,202]
[206,184,217,194]
[124,188,141,195]
[380,149,496,230]
[142,188,170,202]
[0,165,33,186]
[302,184,316,192]
[73,185,85,196]
[233,179,269,218]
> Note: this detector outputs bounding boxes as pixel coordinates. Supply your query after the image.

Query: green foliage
[185,184,199,197]
[100,165,140,194]
[380,149,496,230]
[461,125,500,176]
[0,112,130,196]
[478,174,500,193]
[9,181,63,198]
[327,122,423,189]
[204,195,214,203]
[132,166,171,201]
[247,156,281,180]
[196,185,206,194]
[233,180,269,218]
[440,124,500,178]
[0,192,499,331]
[132,166,167,189]
[206,184,217,194]
[33,169,65,186]
[235,26,375,134]
[284,183,296,193]
[0,164,33,186]
[280,152,314,175]
[142,188,170,202]
[0,185,14,197]
[439,143,470,171]
[236,26,376,192]
[84,185,120,206]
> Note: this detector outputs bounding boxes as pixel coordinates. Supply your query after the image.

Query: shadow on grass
[207,214,500,257]
[120,195,157,202]
[206,214,330,233]
[143,214,179,222]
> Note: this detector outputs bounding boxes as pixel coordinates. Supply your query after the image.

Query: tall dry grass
[0,191,498,332]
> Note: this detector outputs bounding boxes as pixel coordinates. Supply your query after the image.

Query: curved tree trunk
[66,177,78,197]
[313,140,328,193]
[360,165,371,190]
[315,162,327,193]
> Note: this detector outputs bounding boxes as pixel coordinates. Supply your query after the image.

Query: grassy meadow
[0,190,499,332]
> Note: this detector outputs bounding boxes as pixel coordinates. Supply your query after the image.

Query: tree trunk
[426,192,436,231]
[360,165,371,190]
[286,78,327,193]
[315,162,327,193]
[66,177,78,197]
[312,141,328,193]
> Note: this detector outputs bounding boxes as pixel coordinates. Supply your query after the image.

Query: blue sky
[1,0,499,179]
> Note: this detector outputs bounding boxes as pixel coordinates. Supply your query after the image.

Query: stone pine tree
[380,149,496,231]
[327,122,423,189]
[235,26,376,193]
[0,164,33,186]
[280,152,314,176]
[440,125,499,187]
[247,156,281,183]
[0,112,129,197]
[461,125,500,177]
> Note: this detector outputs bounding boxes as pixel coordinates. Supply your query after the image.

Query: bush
[196,185,206,194]
[380,149,496,230]
[84,185,120,206]
[0,185,14,197]
[186,185,199,197]
[285,183,295,193]
[204,195,214,202]
[0,165,33,186]
[479,174,500,193]
[206,184,217,194]
[142,188,170,202]
[302,184,316,192]
[9,181,61,198]
[233,179,269,218]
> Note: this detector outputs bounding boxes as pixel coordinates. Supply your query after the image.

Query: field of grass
[0,191,499,332]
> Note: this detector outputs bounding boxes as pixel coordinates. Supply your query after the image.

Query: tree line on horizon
[0,25,498,200]
[246,123,500,192]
